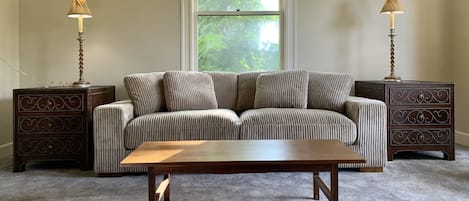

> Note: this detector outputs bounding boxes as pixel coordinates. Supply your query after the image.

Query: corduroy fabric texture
[205,72,238,110]
[307,72,354,113]
[123,72,165,116]
[94,100,145,174]
[93,71,387,174]
[163,71,218,112]
[124,109,240,149]
[254,71,309,109]
[237,72,263,112]
[240,108,357,145]
[341,96,387,168]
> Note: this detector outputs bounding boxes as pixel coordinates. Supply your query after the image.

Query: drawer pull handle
[48,145,53,149]
[47,100,53,105]
[418,94,424,99]
[47,123,53,128]
[418,114,425,120]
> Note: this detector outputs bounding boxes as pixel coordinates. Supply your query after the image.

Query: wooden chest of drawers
[355,81,454,161]
[13,86,115,171]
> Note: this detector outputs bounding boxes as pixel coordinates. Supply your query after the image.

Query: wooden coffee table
[120,140,365,201]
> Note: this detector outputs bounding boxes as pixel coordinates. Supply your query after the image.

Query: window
[181,0,294,72]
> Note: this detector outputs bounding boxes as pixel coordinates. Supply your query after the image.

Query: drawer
[17,94,84,112]
[389,87,451,106]
[390,128,451,146]
[17,137,83,156]
[17,116,83,134]
[390,108,451,126]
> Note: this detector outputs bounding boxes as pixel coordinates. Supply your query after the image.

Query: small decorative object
[381,0,404,82]
[67,0,92,87]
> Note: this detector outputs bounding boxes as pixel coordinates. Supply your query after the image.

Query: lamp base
[73,81,91,87]
[384,75,402,82]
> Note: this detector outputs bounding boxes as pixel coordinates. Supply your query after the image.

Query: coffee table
[120,140,365,201]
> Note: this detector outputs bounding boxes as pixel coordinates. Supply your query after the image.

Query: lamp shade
[67,0,92,18]
[381,0,404,14]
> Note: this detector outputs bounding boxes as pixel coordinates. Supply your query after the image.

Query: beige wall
[0,0,19,146]
[450,0,469,145]
[9,0,466,146]
[296,0,451,81]
[19,0,181,100]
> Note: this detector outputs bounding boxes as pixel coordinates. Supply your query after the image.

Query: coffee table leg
[313,171,320,200]
[148,167,156,201]
[330,164,338,201]
[164,174,170,201]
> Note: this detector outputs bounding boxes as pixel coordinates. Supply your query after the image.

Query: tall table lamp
[381,0,404,82]
[67,0,92,87]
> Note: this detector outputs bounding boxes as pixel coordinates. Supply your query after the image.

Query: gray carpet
[1,146,469,201]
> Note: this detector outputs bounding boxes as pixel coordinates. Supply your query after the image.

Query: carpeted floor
[1,146,469,201]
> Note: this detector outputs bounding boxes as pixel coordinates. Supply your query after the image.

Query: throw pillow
[307,72,354,113]
[254,70,309,109]
[124,72,166,116]
[163,71,218,112]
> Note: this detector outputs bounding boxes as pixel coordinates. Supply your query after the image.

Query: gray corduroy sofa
[93,71,387,176]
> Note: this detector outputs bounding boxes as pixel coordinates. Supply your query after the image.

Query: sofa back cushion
[124,72,166,116]
[163,71,218,112]
[205,72,238,110]
[307,72,353,113]
[236,72,263,112]
[254,71,309,109]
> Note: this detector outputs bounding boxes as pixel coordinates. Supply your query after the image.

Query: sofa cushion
[308,72,353,113]
[205,72,238,110]
[239,108,357,145]
[124,109,240,149]
[124,72,166,116]
[254,71,309,109]
[237,72,263,112]
[163,71,218,112]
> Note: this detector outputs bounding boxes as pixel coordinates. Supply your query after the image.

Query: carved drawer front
[391,128,451,146]
[17,137,83,156]
[18,116,83,134]
[17,94,84,112]
[389,87,451,106]
[390,108,451,126]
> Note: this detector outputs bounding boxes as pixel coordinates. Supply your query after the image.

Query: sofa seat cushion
[239,108,357,145]
[124,109,240,149]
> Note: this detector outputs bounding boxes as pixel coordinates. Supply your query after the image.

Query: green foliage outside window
[197,0,281,72]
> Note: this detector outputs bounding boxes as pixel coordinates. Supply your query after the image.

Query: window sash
[198,11,280,16]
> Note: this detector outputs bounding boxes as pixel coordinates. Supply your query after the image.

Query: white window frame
[181,0,296,71]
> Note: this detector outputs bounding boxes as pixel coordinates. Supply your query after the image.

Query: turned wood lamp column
[381,0,404,82]
[67,0,93,87]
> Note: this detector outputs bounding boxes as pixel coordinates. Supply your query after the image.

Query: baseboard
[0,142,12,157]
[455,130,469,147]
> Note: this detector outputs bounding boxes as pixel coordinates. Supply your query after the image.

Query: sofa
[93,70,387,176]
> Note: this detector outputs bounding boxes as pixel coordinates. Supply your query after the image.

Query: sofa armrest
[93,100,134,174]
[345,96,387,167]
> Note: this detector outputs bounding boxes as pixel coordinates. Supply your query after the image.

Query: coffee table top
[120,140,365,167]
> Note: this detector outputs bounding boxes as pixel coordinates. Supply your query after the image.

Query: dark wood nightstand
[355,81,454,161]
[13,86,115,171]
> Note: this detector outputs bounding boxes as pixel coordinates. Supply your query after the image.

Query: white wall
[0,0,19,147]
